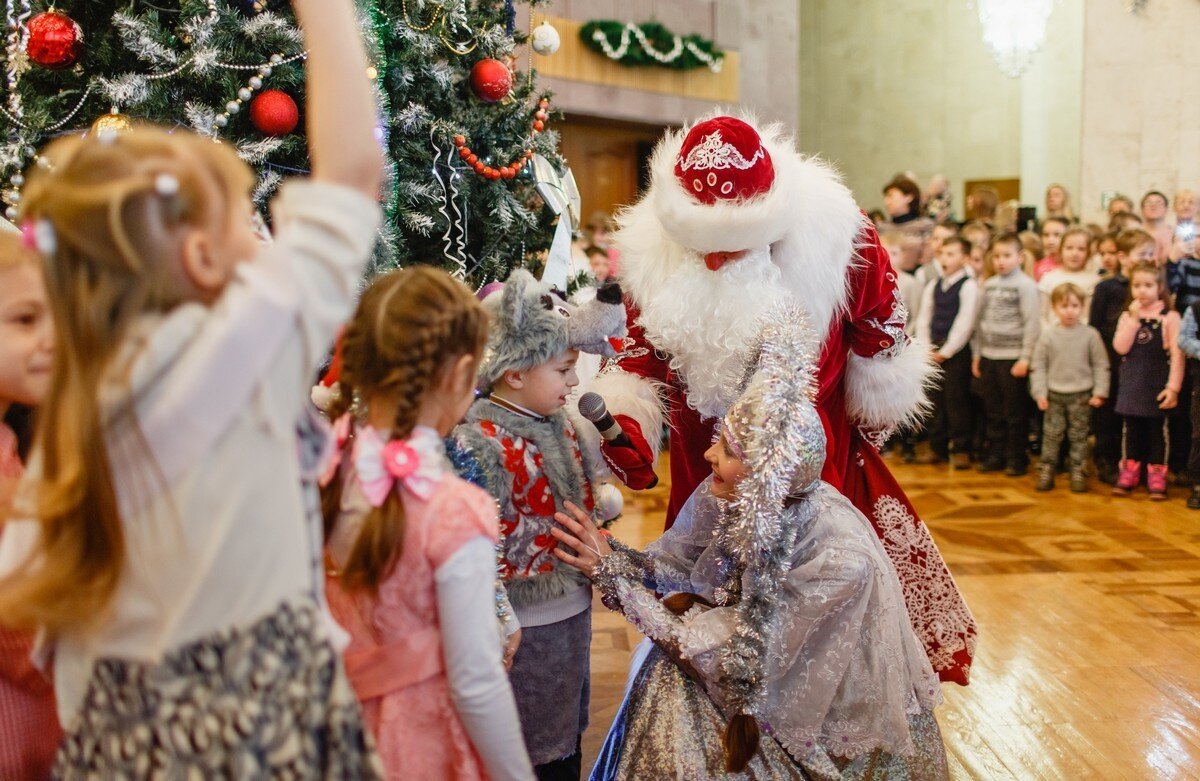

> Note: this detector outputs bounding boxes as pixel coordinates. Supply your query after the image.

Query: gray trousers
[1041,390,1091,467]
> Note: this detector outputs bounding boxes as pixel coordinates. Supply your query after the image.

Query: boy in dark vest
[916,235,979,468]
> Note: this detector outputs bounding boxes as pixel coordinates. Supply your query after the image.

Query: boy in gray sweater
[1030,283,1110,491]
[972,233,1042,475]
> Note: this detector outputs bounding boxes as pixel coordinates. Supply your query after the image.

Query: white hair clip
[154,173,180,197]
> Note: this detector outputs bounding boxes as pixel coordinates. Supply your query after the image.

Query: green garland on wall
[579,20,724,73]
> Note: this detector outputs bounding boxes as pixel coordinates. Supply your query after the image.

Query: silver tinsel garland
[712,303,823,721]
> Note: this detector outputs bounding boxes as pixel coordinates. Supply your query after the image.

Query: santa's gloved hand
[600,414,658,490]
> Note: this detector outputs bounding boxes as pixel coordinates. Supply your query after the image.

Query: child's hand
[1158,388,1179,410]
[551,501,612,578]
[1036,397,1049,411]
[971,358,981,379]
[1088,395,1106,408]
[503,629,521,672]
[931,351,946,364]
[1011,360,1029,378]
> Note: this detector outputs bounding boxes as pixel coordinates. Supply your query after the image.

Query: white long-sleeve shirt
[437,538,536,781]
[0,181,381,723]
[916,268,979,360]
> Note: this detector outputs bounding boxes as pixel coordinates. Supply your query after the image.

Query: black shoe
[1189,487,1200,510]
[1005,462,1028,477]
[978,460,1005,473]
[1096,462,1119,485]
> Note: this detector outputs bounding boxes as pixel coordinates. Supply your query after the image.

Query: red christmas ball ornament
[485,168,500,180]
[466,153,478,165]
[458,147,472,160]
[249,89,300,136]
[26,10,84,70]
[532,120,545,133]
[473,161,486,173]
[453,134,466,147]
[470,58,512,104]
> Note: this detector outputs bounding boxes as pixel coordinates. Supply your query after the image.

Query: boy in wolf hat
[455,269,633,780]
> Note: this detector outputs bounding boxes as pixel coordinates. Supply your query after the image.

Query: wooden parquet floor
[583,457,1200,780]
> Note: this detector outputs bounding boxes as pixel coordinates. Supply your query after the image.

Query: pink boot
[1112,459,1141,496]
[1147,464,1169,501]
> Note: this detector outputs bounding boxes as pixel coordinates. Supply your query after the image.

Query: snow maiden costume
[589,307,949,780]
[590,113,977,685]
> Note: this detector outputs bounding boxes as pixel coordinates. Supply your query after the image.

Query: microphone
[578,392,633,449]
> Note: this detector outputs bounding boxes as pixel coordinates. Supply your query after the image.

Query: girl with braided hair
[0,0,384,774]
[553,306,949,780]
[319,266,534,781]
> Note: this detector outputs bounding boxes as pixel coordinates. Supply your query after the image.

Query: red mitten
[600,414,659,490]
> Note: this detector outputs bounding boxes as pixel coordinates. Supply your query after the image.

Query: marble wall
[529,0,800,128]
[1078,1,1200,224]
[798,0,1085,216]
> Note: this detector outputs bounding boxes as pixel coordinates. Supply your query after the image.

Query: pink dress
[0,423,61,779]
[325,474,499,781]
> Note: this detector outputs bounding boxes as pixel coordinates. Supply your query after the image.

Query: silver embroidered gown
[589,482,950,781]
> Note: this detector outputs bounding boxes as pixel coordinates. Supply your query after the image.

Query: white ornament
[531,21,560,56]
[594,482,624,523]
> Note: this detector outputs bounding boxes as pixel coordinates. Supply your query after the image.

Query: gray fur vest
[455,400,603,608]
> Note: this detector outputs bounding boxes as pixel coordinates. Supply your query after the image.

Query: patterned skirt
[54,600,383,780]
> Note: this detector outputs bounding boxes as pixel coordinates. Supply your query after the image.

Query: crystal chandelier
[976,0,1057,78]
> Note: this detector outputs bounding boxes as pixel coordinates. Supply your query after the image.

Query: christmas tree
[371,0,564,284]
[0,2,394,245]
[0,0,567,285]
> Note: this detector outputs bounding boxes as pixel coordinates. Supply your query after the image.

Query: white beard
[635,248,788,419]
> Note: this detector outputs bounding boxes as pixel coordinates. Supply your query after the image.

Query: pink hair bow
[353,425,443,505]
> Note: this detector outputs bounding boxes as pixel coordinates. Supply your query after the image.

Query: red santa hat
[673,117,775,204]
[649,112,805,255]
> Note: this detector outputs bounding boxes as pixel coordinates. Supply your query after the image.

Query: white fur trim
[843,339,939,432]
[617,108,866,343]
[588,369,668,461]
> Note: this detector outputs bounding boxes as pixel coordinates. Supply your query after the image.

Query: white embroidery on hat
[677,129,766,172]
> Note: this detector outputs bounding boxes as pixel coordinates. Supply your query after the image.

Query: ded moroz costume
[589,113,977,685]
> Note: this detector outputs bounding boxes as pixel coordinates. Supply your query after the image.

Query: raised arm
[292,0,383,195]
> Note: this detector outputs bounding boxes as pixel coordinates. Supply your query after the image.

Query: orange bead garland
[451,99,551,181]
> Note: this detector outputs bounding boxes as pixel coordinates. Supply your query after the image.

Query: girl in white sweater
[0,0,385,773]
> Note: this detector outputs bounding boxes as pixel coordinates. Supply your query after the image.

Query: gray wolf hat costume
[477,268,627,390]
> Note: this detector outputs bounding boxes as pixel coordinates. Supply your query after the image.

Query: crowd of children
[882,180,1200,507]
